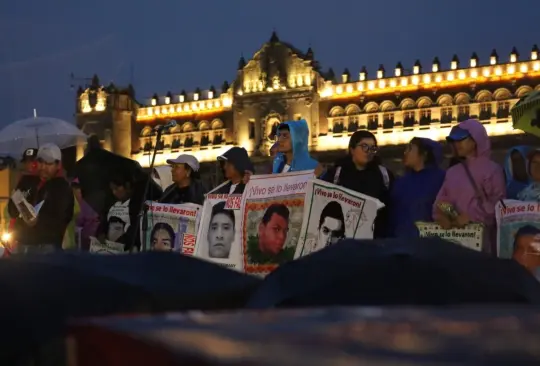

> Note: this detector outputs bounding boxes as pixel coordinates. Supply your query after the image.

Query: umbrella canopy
[75,148,162,215]
[0,117,86,155]
[0,252,261,363]
[246,237,540,309]
[511,90,540,137]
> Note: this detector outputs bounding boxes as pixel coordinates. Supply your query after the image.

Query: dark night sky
[0,0,538,126]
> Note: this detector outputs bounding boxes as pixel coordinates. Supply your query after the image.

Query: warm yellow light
[357,83,364,91]
[395,68,401,77]
[435,75,442,83]
[377,70,383,79]
[470,59,477,67]
[176,106,182,112]
[483,68,491,77]
[82,105,91,113]
[495,67,502,76]
[222,96,232,107]
[470,70,478,78]
[507,65,515,74]
[184,104,190,112]
[432,64,439,72]
[413,66,420,75]
[423,75,431,84]
[1,232,11,242]
[179,95,185,103]
[192,103,198,111]
[359,72,366,81]
[400,78,408,87]
[447,72,455,81]
[450,61,458,70]
[368,82,375,90]
[207,101,213,109]
[305,75,312,85]
[490,56,497,65]
[165,96,170,104]
[215,100,221,108]
[378,80,386,89]
[336,85,343,94]
[151,99,157,106]
[510,54,517,63]
[390,79,396,87]
[346,85,353,93]
[161,108,167,114]
[532,51,539,61]
[534,62,540,71]
[238,90,243,96]
[147,109,153,116]
[412,76,419,85]
[520,64,528,73]
[458,71,466,80]
[208,91,214,99]
[168,106,174,113]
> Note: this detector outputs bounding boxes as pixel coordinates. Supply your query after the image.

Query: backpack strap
[378,165,390,189]
[333,167,342,185]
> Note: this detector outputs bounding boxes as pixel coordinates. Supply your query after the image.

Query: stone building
[75,32,540,183]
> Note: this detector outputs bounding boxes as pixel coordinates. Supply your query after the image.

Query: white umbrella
[0,116,87,156]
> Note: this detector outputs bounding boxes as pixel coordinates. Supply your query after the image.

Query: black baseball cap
[21,148,38,162]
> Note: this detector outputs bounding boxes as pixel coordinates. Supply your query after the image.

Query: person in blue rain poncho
[504,146,532,200]
[272,120,322,175]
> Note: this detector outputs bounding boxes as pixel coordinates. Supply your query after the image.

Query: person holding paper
[12,144,73,254]
[433,119,505,254]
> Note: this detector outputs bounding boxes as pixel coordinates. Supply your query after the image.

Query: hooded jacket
[389,138,446,238]
[212,147,254,194]
[433,119,506,252]
[272,120,319,173]
[504,146,532,200]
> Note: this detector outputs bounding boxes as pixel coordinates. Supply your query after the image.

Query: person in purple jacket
[72,177,99,251]
[433,119,506,254]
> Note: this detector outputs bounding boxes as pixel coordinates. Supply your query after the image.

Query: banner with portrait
[195,193,243,271]
[240,171,313,276]
[294,179,384,258]
[416,222,484,252]
[140,202,202,254]
[496,200,540,266]
[105,199,131,243]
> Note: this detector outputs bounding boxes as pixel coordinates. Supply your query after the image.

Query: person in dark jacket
[388,138,446,238]
[11,144,73,254]
[212,147,254,194]
[321,130,393,238]
[160,154,205,205]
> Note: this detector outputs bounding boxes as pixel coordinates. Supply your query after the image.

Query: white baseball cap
[166,154,200,172]
[37,143,62,164]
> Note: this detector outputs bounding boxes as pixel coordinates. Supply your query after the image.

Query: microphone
[154,120,177,131]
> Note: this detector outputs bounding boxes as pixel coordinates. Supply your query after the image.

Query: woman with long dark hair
[321,130,393,238]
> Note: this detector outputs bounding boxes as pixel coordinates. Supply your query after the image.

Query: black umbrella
[246,238,540,309]
[75,148,161,215]
[0,252,261,364]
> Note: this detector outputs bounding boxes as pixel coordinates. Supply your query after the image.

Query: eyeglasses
[356,143,378,153]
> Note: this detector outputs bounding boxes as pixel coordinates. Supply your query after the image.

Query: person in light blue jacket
[272,120,321,174]
[504,146,532,200]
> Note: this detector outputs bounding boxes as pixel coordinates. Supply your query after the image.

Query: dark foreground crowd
[4,118,539,262]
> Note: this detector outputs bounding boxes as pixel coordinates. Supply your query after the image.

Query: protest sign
[294,179,384,258]
[141,202,202,254]
[496,200,540,259]
[416,222,483,252]
[195,193,243,271]
[106,200,131,242]
[89,237,125,254]
[240,171,313,275]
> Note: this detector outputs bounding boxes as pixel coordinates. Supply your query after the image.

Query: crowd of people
[2,118,539,259]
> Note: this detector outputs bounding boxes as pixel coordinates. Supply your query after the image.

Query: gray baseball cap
[37,143,62,163]
[166,154,200,171]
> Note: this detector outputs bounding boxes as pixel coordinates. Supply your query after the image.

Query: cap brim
[217,155,227,161]
[166,159,181,165]
[446,134,469,142]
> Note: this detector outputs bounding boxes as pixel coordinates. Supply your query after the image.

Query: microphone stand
[132,126,164,252]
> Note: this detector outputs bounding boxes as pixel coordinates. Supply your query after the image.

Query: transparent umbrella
[0,116,87,155]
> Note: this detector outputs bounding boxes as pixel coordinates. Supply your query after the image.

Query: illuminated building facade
[76,32,540,178]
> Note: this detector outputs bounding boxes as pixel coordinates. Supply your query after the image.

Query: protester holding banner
[389,138,445,238]
[504,146,532,200]
[272,120,321,174]
[160,154,205,205]
[517,149,540,201]
[321,130,393,238]
[433,119,505,254]
[212,147,254,194]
